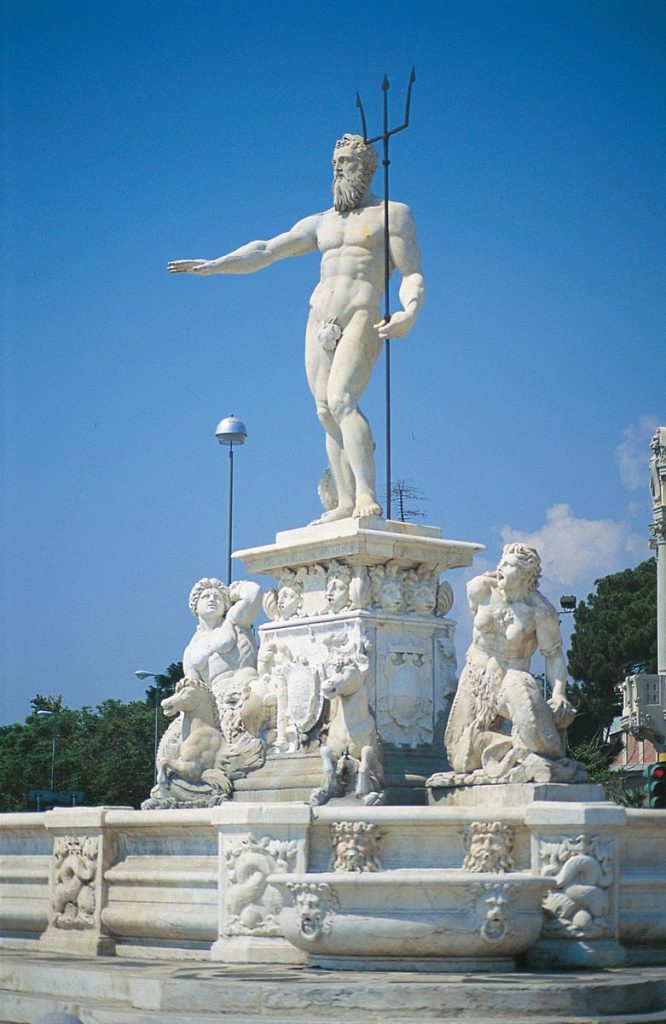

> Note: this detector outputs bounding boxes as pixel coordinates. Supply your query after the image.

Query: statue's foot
[310,505,354,525]
[362,789,386,806]
[353,495,382,519]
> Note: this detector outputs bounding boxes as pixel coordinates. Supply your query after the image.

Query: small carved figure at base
[540,834,615,940]
[309,627,385,807]
[52,836,98,929]
[442,544,584,786]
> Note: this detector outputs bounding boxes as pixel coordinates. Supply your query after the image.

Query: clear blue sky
[2,0,664,725]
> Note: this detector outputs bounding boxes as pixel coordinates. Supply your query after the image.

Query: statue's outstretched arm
[167,214,320,276]
[375,203,425,340]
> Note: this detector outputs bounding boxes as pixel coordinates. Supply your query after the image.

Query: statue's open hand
[374,310,415,340]
[547,695,576,728]
[167,260,211,274]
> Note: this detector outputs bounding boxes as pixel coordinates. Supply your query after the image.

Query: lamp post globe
[215,415,247,447]
[215,414,248,585]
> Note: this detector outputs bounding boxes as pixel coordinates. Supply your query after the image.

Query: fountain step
[1,951,666,1024]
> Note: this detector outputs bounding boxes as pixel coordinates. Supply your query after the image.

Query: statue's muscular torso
[309,199,403,323]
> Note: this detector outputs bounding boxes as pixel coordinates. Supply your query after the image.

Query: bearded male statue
[168,134,424,523]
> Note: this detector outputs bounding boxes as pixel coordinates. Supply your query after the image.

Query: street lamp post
[135,670,162,786]
[36,710,57,790]
[215,415,247,585]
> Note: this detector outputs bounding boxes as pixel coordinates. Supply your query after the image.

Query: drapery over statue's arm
[167,215,320,277]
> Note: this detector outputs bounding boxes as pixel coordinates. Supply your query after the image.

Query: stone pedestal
[428,782,608,808]
[524,801,628,969]
[235,518,483,798]
[210,803,312,964]
[38,806,131,956]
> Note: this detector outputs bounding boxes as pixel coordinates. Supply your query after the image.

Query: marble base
[235,518,484,794]
[2,949,666,1023]
[428,782,608,807]
[235,516,483,576]
[1,802,666,975]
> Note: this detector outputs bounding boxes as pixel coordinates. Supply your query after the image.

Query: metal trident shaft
[356,66,416,522]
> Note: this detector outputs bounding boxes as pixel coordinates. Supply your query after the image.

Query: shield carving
[378,644,434,746]
[386,651,424,727]
[286,661,323,734]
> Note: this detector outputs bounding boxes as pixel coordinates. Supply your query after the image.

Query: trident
[355,66,416,522]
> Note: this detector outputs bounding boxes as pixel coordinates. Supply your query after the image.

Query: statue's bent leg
[327,310,382,518]
[444,661,487,772]
[499,670,565,760]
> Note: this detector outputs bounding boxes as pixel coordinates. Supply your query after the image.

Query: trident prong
[355,92,368,143]
[353,67,416,521]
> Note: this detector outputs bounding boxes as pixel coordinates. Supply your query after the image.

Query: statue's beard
[333,174,366,213]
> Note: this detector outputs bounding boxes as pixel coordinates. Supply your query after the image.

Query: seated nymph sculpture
[142,577,265,809]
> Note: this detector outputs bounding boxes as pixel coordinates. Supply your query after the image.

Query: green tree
[0,662,183,811]
[567,558,657,745]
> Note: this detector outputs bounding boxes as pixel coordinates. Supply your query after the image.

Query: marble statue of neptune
[168,134,424,522]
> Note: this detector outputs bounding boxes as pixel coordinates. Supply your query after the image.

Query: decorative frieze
[263,559,456,621]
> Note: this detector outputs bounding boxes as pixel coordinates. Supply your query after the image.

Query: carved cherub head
[325,561,353,614]
[276,570,303,620]
[405,566,437,616]
[371,562,403,613]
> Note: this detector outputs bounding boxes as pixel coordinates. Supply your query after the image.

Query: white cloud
[499,503,645,589]
[616,416,659,492]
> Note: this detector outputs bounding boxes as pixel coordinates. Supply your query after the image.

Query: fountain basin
[268,869,550,971]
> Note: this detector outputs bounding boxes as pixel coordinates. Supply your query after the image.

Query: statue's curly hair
[501,543,542,588]
[188,577,231,618]
[334,133,378,179]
